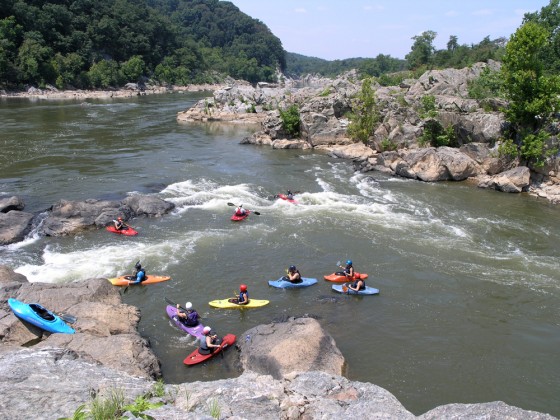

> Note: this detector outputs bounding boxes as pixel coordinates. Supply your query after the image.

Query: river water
[1,94,558,417]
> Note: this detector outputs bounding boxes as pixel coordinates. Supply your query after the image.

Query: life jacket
[186,310,199,326]
[352,278,366,290]
[290,270,302,283]
[238,291,249,304]
[344,265,354,276]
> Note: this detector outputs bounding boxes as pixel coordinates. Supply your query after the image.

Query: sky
[227,0,551,60]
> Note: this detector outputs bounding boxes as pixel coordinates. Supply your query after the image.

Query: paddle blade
[227,202,236,206]
[57,313,77,324]
[164,297,177,306]
[252,211,261,215]
[336,261,341,266]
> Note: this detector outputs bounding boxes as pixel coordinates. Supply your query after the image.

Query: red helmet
[240,284,247,292]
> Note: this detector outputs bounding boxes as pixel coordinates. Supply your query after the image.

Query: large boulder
[122,195,175,217]
[0,211,34,245]
[394,147,482,182]
[477,166,531,193]
[0,196,25,213]
[238,317,345,379]
[0,275,161,379]
[40,199,130,236]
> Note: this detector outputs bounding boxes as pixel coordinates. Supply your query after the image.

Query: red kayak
[277,194,297,204]
[183,333,236,365]
[106,225,138,236]
[231,210,250,221]
[323,272,369,283]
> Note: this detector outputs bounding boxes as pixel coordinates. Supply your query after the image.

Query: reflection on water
[0,94,559,417]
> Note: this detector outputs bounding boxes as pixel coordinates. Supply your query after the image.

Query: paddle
[164,297,190,313]
[56,312,77,324]
[226,202,261,215]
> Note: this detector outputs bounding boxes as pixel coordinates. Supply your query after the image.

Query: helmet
[289,265,296,272]
[346,260,352,265]
[239,204,243,208]
[240,284,247,292]
[185,302,192,309]
[135,261,142,270]
[203,326,212,335]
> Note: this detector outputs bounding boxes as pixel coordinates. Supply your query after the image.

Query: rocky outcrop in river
[178,64,560,204]
[0,265,555,419]
[0,194,175,245]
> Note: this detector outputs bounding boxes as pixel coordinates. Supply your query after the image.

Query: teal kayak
[8,298,75,334]
[331,284,379,295]
[268,276,318,288]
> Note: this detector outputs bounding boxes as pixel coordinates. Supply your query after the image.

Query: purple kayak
[165,305,205,339]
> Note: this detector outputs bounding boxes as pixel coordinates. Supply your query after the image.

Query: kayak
[183,333,236,365]
[231,210,250,221]
[277,194,297,204]
[268,276,318,289]
[108,274,171,287]
[332,284,379,295]
[165,305,205,339]
[106,225,138,236]
[8,298,75,334]
[209,298,269,309]
[323,272,369,283]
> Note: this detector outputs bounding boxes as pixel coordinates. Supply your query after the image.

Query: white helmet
[185,302,192,309]
[203,326,212,335]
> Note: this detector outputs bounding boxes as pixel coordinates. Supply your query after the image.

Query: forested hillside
[0,0,285,89]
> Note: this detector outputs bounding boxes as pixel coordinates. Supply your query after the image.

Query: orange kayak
[323,272,369,283]
[108,274,171,286]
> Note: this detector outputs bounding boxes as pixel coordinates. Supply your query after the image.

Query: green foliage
[87,60,122,88]
[123,395,163,419]
[377,71,415,87]
[57,404,88,420]
[89,388,125,420]
[121,56,146,83]
[207,399,221,419]
[500,20,560,166]
[523,0,560,74]
[419,95,438,119]
[421,121,456,147]
[380,138,397,151]
[497,138,519,159]
[467,66,504,99]
[151,379,166,398]
[279,105,301,138]
[319,87,331,96]
[406,30,437,69]
[347,77,380,144]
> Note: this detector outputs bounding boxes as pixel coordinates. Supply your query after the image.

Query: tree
[447,35,458,52]
[347,77,380,145]
[501,21,560,166]
[406,30,437,69]
[523,0,560,74]
[121,55,145,83]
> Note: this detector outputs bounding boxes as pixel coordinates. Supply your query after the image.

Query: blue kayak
[331,284,379,295]
[268,276,318,289]
[8,298,75,334]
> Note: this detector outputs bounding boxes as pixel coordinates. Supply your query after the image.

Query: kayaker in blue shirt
[199,326,222,355]
[127,261,146,285]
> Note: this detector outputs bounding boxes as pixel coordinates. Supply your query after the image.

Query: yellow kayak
[209,298,269,309]
[108,275,171,287]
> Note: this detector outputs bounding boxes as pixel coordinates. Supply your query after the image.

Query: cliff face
[0,266,556,419]
[178,65,560,204]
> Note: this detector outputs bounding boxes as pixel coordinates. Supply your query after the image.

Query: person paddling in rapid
[113,216,127,231]
[338,260,355,279]
[127,261,146,285]
[285,265,302,283]
[176,302,200,327]
[286,190,294,200]
[228,284,249,305]
[198,326,222,355]
[235,205,247,217]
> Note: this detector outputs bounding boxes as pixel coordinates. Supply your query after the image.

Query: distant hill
[0,0,285,89]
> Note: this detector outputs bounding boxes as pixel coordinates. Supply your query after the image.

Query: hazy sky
[227,0,551,60]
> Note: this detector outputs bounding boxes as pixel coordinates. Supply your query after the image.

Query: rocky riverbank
[178,64,560,204]
[0,265,556,419]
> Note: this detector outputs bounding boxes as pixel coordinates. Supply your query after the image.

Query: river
[0,93,558,417]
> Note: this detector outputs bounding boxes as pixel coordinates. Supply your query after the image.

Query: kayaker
[127,261,146,285]
[198,326,222,355]
[286,265,302,283]
[338,260,355,279]
[235,205,247,217]
[228,284,249,305]
[286,190,294,200]
[347,276,366,292]
[113,217,126,230]
[176,302,200,327]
